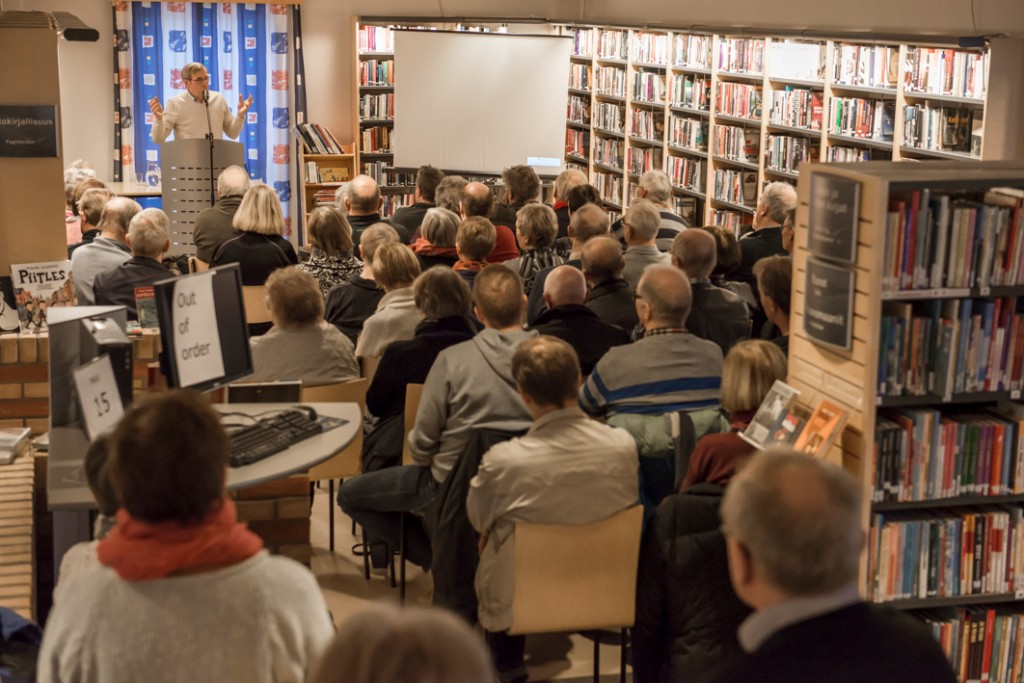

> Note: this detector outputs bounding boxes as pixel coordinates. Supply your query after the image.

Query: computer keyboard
[227,409,323,467]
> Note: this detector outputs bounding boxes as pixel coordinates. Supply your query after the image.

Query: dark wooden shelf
[766,122,822,137]
[668,144,708,158]
[715,113,762,127]
[716,70,764,83]
[879,285,1024,301]
[902,90,985,108]
[827,133,894,151]
[669,105,710,118]
[710,196,756,214]
[711,155,759,171]
[873,494,1024,512]
[899,145,979,161]
[882,594,1024,610]
[830,82,898,98]
[875,390,1022,407]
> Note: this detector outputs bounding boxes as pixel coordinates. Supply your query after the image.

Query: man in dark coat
[193,165,249,264]
[581,236,638,332]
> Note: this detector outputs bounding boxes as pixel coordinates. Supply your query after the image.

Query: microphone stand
[205,90,216,207]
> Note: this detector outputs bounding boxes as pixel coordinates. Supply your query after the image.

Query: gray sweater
[409,327,536,482]
[38,551,334,683]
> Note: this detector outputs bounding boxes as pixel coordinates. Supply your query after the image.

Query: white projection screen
[393,30,571,177]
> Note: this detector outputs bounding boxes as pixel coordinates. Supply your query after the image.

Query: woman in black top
[211,184,298,286]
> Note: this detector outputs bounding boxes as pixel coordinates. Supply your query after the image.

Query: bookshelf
[296,128,356,240]
[554,26,1017,232]
[788,160,1024,681]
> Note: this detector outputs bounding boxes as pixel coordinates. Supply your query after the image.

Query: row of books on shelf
[568,96,590,124]
[631,109,663,140]
[672,74,710,110]
[833,43,899,89]
[667,156,705,192]
[906,47,987,100]
[304,162,350,184]
[827,146,874,162]
[593,171,624,205]
[632,32,669,64]
[358,93,394,120]
[565,130,588,158]
[829,98,895,141]
[358,25,395,53]
[879,298,1024,398]
[883,188,1024,293]
[711,125,760,162]
[868,510,1024,602]
[633,71,665,103]
[739,380,850,457]
[715,82,762,120]
[628,148,661,175]
[764,135,818,174]
[595,66,626,97]
[670,116,707,150]
[904,105,982,156]
[872,402,1024,502]
[359,59,393,86]
[569,64,590,90]
[361,126,392,154]
[594,139,624,169]
[594,103,625,133]
[713,169,757,206]
[382,194,414,216]
[294,122,346,155]
[716,38,764,74]
[597,30,627,60]
[769,88,823,130]
[926,608,1024,683]
[712,209,752,234]
[674,34,711,69]
[310,188,338,209]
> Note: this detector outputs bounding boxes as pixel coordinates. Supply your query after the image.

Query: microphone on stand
[204,89,213,141]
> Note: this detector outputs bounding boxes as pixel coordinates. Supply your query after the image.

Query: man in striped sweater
[580,264,723,418]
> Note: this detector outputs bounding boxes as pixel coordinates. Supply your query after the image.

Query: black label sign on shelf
[804,257,855,351]
[808,173,860,264]
[0,105,58,158]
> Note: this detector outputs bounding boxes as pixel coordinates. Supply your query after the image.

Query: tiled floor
[308,483,631,683]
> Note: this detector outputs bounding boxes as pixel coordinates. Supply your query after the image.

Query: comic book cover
[10,260,76,332]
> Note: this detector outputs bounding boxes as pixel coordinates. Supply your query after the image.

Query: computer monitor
[153,263,253,393]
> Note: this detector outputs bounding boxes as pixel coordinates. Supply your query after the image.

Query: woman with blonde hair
[354,242,422,359]
[298,206,363,296]
[633,339,787,683]
[211,184,298,286]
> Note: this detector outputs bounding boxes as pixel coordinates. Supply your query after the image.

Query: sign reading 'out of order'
[171,272,224,388]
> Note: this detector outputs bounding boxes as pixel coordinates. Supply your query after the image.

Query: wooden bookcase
[298,148,356,239]
[789,160,1024,678]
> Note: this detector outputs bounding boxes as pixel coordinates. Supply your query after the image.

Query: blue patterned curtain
[113,2,294,229]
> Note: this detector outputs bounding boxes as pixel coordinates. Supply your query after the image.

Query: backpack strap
[670,410,698,492]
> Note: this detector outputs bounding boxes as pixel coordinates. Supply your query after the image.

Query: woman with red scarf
[38,391,334,682]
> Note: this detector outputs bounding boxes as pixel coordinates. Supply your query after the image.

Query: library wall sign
[803,257,855,351]
[808,173,860,264]
[0,105,58,158]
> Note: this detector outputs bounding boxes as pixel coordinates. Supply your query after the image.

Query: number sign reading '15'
[803,257,855,351]
[73,354,125,440]
[808,173,861,264]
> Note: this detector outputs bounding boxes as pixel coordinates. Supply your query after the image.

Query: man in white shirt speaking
[148,62,253,143]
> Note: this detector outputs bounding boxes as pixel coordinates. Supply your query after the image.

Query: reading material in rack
[0,427,31,465]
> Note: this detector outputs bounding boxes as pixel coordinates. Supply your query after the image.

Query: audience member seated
[310,605,496,683]
[63,160,98,245]
[324,223,399,344]
[343,175,410,245]
[297,206,362,296]
[551,168,588,239]
[565,183,602,215]
[434,175,468,216]
[735,181,796,300]
[461,182,518,263]
[355,243,422,360]
[671,230,751,354]
[529,266,629,376]
[70,194,138,304]
[581,235,639,332]
[53,435,118,605]
[491,164,541,230]
[411,207,461,269]
[453,217,497,288]
[366,267,475,423]
[753,255,792,355]
[38,391,334,681]
[67,179,109,256]
[193,165,250,264]
[621,200,672,292]
[612,171,689,250]
[781,207,796,254]
[468,336,638,683]
[338,266,535,572]
[93,208,177,320]
[717,450,957,683]
[391,165,444,235]
[526,202,611,324]
[248,267,359,386]
[502,203,564,295]
[681,340,787,490]
[703,226,758,316]
[210,184,298,286]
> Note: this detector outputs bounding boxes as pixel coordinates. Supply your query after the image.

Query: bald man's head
[671,229,717,280]
[581,236,624,285]
[461,182,494,218]
[543,265,587,309]
[637,265,692,329]
[345,175,381,215]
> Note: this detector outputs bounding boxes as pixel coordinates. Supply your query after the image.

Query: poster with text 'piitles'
[10,261,76,333]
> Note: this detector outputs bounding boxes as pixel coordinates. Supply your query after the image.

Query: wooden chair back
[360,355,380,384]
[242,285,272,325]
[401,383,424,466]
[508,505,644,635]
[302,378,368,481]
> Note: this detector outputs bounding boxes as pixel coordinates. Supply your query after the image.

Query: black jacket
[93,256,176,320]
[67,229,100,259]
[634,485,751,683]
[716,602,958,683]
[365,316,477,420]
[735,226,785,293]
[585,278,639,332]
[324,276,384,345]
[686,281,751,355]
[530,304,630,376]
[347,214,410,246]
[391,202,433,235]
[210,231,298,286]
[193,195,242,263]
[525,258,582,325]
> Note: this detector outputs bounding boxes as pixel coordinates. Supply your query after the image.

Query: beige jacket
[466,407,639,631]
